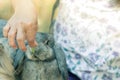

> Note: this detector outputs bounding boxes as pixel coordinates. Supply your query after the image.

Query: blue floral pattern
[54,0,120,80]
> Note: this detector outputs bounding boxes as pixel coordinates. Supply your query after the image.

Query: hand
[3,10,38,51]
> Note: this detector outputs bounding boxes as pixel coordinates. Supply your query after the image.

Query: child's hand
[3,0,38,51]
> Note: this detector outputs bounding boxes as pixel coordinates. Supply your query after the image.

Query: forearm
[11,0,37,21]
[11,0,37,16]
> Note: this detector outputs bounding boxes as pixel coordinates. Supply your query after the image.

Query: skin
[3,0,38,51]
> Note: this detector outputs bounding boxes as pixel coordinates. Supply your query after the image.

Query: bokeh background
[0,0,56,32]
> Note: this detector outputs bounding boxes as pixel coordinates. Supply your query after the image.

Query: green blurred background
[0,0,56,32]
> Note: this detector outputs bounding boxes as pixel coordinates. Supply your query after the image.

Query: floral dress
[54,0,120,80]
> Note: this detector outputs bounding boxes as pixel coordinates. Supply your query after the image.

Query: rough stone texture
[0,20,68,80]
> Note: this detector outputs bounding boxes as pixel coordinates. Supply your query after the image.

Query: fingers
[26,24,38,47]
[16,26,26,51]
[3,23,17,49]
[3,23,38,51]
[8,27,17,49]
[3,24,10,37]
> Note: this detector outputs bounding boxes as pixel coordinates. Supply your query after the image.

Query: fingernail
[32,41,38,47]
[22,48,27,52]
[13,46,17,49]
[35,41,38,46]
